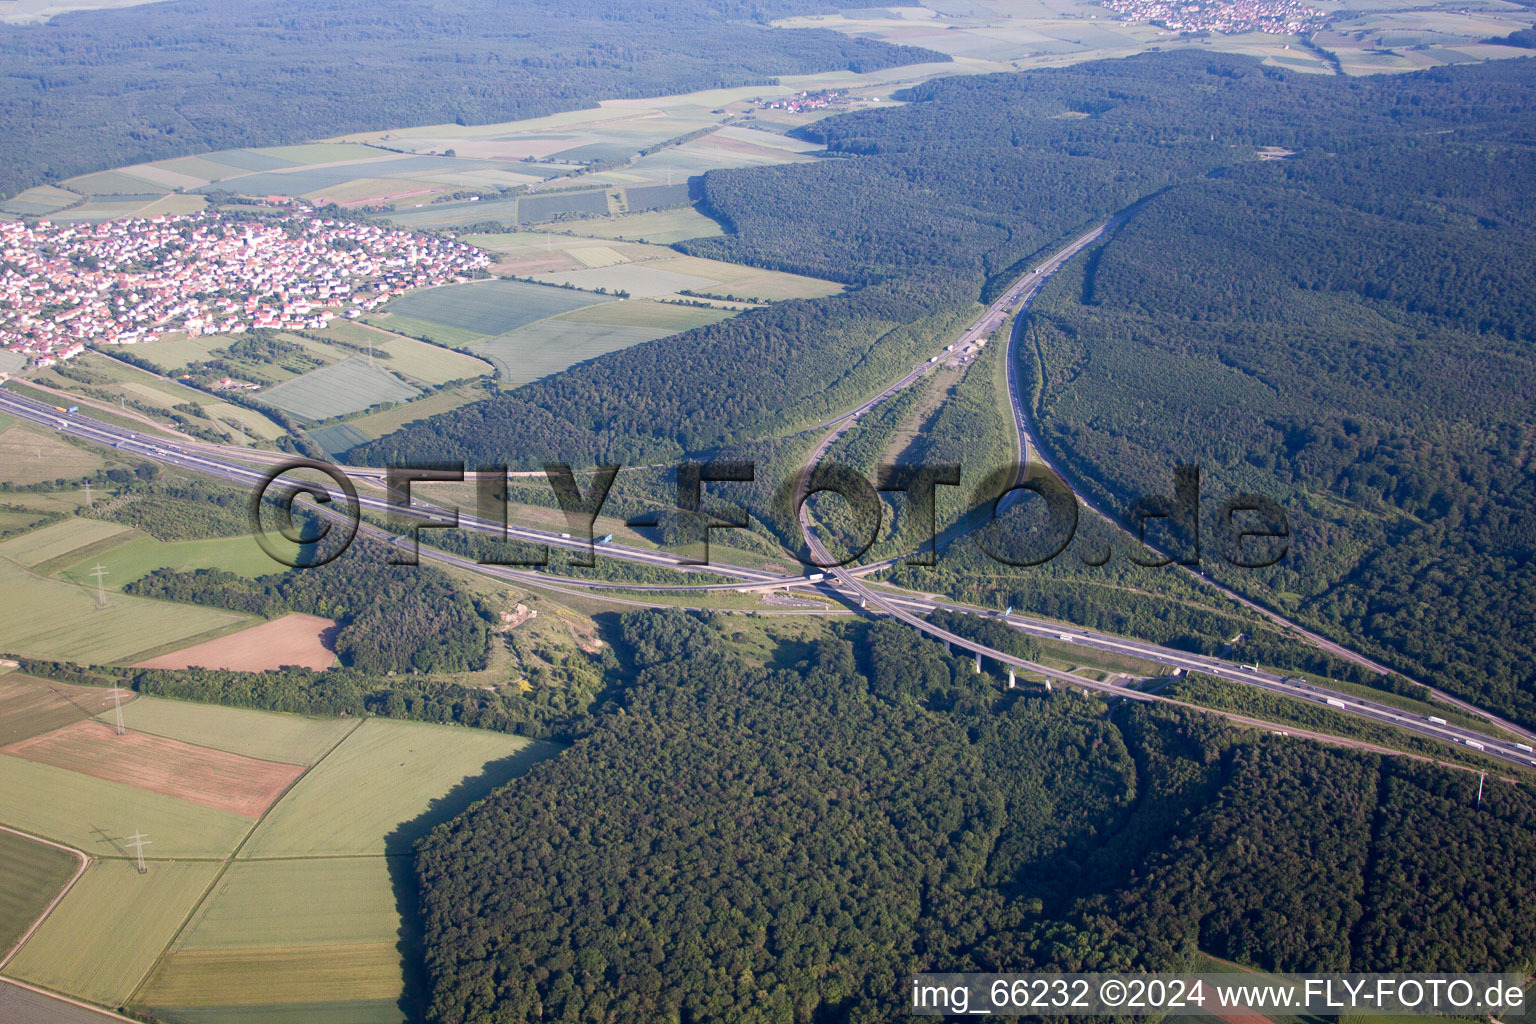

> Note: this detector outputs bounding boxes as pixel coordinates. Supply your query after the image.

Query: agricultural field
[0,419,104,486]
[472,318,683,387]
[298,322,493,386]
[332,383,487,443]
[0,681,558,1020]
[0,348,28,374]
[259,357,420,422]
[199,401,287,442]
[377,278,612,338]
[555,205,726,244]
[139,858,405,1023]
[0,517,132,570]
[0,556,249,665]
[0,673,132,746]
[57,533,279,591]
[460,297,730,386]
[1,721,305,818]
[531,251,843,300]
[99,696,355,766]
[6,859,222,1007]
[0,828,80,960]
[0,754,254,858]
[133,613,339,673]
[517,188,612,223]
[240,719,554,857]
[306,423,374,457]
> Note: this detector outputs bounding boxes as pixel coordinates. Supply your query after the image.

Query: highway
[5,288,1534,769]
[996,221,1536,747]
[783,224,1536,772]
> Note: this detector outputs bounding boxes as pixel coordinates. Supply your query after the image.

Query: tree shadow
[384,738,565,1023]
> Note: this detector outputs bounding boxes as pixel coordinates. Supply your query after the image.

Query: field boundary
[0,824,89,972]
[121,716,365,1011]
[0,976,138,1023]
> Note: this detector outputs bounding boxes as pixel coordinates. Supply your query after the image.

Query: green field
[138,946,405,1019]
[101,697,356,766]
[259,358,420,422]
[200,401,287,442]
[338,384,487,441]
[379,279,611,336]
[0,755,254,858]
[136,335,234,371]
[57,534,277,591]
[555,300,734,332]
[359,312,489,349]
[7,859,221,1007]
[0,421,105,486]
[0,828,80,959]
[561,205,726,243]
[324,326,492,386]
[0,517,132,569]
[471,319,669,387]
[240,719,556,857]
[0,556,248,664]
[174,857,399,950]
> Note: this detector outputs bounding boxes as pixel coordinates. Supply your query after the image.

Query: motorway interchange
[3,221,1534,774]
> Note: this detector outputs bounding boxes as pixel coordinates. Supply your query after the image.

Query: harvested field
[139,943,405,1006]
[0,756,253,858]
[0,673,133,746]
[133,612,338,672]
[1,721,305,818]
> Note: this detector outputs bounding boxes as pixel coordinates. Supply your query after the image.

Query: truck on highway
[806,572,825,582]
[1427,715,1448,725]
[1516,742,1533,753]
[1057,633,1075,642]
[1464,739,1486,751]
[1325,698,1347,709]
[595,534,613,545]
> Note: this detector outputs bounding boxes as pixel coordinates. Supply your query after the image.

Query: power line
[89,564,109,609]
[109,686,127,736]
[126,831,151,874]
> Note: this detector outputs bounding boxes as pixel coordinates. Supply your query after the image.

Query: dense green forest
[355,55,1535,474]
[415,611,1536,1022]
[1021,74,1536,725]
[0,0,943,199]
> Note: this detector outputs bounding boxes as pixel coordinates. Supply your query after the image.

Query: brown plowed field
[132,613,337,672]
[0,721,304,818]
[0,674,133,746]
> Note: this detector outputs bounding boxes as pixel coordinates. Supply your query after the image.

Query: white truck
[1427,715,1448,725]
[1325,697,1347,710]
[1464,740,1486,751]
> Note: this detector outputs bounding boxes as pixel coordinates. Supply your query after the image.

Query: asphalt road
[4,330,1532,769]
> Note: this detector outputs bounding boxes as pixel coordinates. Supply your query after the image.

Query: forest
[0,0,943,198]
[414,610,1536,1022]
[124,537,492,673]
[354,55,1536,472]
[1021,80,1536,725]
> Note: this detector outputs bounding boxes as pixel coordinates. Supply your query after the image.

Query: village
[0,207,490,368]
[1101,0,1324,34]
